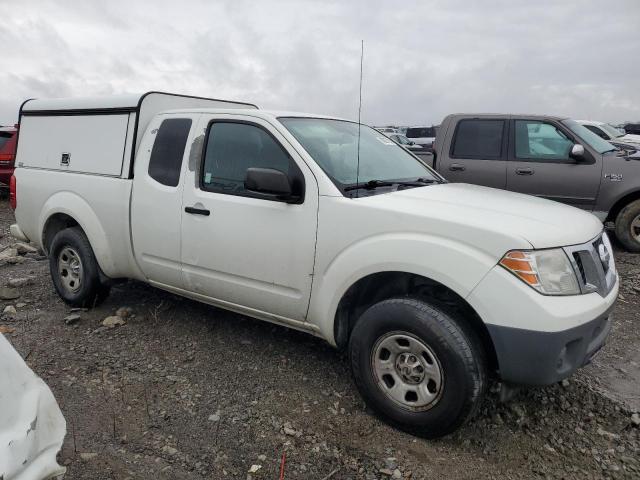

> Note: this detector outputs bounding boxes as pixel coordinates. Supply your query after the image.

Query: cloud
[1,0,639,125]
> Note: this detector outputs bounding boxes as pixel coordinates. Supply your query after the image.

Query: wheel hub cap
[395,352,426,384]
[58,247,83,293]
[372,332,443,410]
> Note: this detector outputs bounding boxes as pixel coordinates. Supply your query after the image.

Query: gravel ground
[1,199,639,480]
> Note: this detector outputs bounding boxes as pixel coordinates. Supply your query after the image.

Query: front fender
[307,232,499,345]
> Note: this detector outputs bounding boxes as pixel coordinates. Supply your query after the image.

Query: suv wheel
[349,298,486,438]
[49,227,110,307]
[614,199,640,252]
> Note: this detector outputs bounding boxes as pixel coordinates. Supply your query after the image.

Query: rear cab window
[148,118,192,187]
[451,119,505,159]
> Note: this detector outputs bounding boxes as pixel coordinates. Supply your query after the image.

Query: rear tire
[614,199,640,253]
[49,227,110,307]
[349,298,486,439]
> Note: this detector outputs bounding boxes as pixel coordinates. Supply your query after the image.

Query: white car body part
[0,335,66,480]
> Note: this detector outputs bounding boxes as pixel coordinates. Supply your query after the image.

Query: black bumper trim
[486,305,614,386]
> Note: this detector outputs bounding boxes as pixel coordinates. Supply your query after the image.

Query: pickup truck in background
[11,93,618,438]
[433,114,640,252]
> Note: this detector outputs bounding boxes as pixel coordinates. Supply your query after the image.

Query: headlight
[499,248,580,295]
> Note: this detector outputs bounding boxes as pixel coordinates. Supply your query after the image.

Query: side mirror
[570,144,585,160]
[409,141,415,146]
[244,167,296,201]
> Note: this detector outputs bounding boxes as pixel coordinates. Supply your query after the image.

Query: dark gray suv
[433,114,640,251]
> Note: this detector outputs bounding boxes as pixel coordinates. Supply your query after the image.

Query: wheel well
[333,272,498,372]
[605,190,640,223]
[42,213,79,254]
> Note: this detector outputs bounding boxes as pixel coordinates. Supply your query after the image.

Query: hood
[362,183,603,250]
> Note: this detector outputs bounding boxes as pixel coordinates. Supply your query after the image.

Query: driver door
[506,119,602,210]
[180,114,319,321]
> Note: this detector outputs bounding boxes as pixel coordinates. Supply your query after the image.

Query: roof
[20,91,257,113]
[446,113,567,121]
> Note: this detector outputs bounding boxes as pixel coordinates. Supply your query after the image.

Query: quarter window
[514,121,573,161]
[201,122,298,198]
[451,119,504,159]
[148,118,192,187]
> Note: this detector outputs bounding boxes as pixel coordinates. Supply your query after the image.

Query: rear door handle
[449,163,466,172]
[185,206,210,216]
[515,168,534,176]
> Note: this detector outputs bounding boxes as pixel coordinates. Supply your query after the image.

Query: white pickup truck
[11,92,618,438]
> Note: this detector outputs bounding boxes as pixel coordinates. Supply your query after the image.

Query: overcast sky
[1,0,639,126]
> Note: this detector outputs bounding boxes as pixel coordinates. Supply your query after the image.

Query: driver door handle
[449,163,466,172]
[185,206,210,216]
[515,167,534,176]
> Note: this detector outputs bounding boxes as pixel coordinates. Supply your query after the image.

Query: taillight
[0,153,14,165]
[9,174,16,210]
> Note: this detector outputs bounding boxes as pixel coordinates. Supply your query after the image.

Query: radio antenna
[355,40,364,197]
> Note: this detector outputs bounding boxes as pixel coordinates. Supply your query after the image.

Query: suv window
[514,121,573,161]
[451,119,504,159]
[148,118,192,187]
[201,122,296,198]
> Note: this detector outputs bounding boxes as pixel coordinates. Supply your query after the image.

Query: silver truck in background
[432,114,640,252]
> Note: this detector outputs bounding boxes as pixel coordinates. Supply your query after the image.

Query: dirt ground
[1,199,639,480]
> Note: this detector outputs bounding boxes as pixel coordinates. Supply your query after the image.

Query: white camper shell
[17,92,257,178]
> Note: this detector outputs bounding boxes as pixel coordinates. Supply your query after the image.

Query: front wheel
[349,298,487,438]
[615,199,640,252]
[49,227,110,307]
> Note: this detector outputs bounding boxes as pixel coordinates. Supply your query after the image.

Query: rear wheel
[614,199,640,252]
[349,298,486,438]
[49,227,110,307]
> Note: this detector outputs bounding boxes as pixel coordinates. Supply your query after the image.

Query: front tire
[615,199,640,252]
[49,227,110,307]
[349,298,486,438]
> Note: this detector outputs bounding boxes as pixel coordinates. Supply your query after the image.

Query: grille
[564,233,616,297]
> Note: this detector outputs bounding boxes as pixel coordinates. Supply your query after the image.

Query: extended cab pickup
[11,93,618,438]
[432,114,640,252]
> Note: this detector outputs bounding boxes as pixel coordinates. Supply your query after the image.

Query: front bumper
[467,264,618,386]
[486,305,613,385]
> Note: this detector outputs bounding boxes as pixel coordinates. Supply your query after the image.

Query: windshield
[279,118,437,189]
[562,119,616,154]
[406,127,437,138]
[599,123,625,139]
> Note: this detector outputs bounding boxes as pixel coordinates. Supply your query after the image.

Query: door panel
[438,118,508,189]
[131,114,197,287]
[180,115,318,321]
[506,120,602,210]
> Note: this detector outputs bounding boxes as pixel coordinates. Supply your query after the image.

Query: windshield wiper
[344,180,395,191]
[344,177,439,192]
